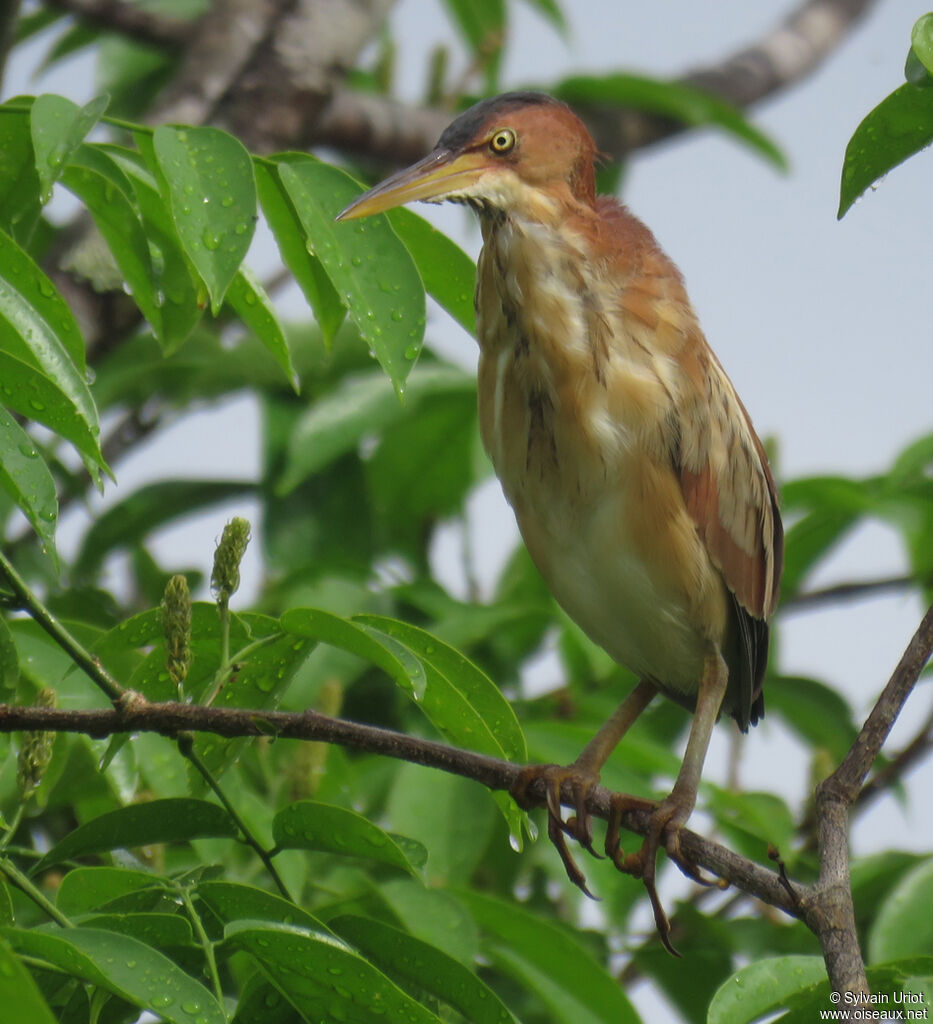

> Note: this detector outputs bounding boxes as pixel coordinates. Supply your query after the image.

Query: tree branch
[804,601,933,1001]
[0,696,803,920]
[782,573,927,613]
[0,0,22,90]
[44,0,188,47]
[312,0,880,164]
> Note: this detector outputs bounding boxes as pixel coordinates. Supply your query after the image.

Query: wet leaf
[838,82,933,218]
[255,159,345,344]
[30,92,109,203]
[333,915,519,1024]
[707,956,827,1024]
[35,798,239,870]
[278,158,425,394]
[273,801,425,876]
[0,405,58,557]
[227,265,298,391]
[62,144,164,337]
[223,922,443,1024]
[153,125,257,314]
[0,937,57,1024]
[1,926,225,1024]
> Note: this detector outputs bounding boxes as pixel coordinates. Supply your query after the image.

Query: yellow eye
[489,128,516,154]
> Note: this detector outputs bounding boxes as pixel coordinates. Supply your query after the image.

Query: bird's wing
[675,332,783,623]
[674,330,783,727]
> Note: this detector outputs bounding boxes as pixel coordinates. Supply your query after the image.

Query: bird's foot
[510,763,607,899]
[605,790,718,957]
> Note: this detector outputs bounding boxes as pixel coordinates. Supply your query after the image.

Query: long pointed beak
[336,148,489,221]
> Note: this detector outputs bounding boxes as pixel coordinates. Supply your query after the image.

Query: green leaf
[912,13,933,75]
[278,158,425,394]
[280,607,428,698]
[838,83,933,218]
[0,616,19,697]
[356,615,526,761]
[365,389,483,554]
[0,347,104,478]
[0,226,104,484]
[704,789,795,862]
[73,479,253,579]
[766,675,858,763]
[519,0,567,34]
[35,798,239,870]
[223,921,443,1024]
[1,926,225,1024]
[57,866,168,916]
[0,937,57,1024]
[386,764,497,887]
[255,159,345,344]
[359,614,527,841]
[196,879,329,932]
[30,93,109,203]
[556,73,786,170]
[333,915,519,1024]
[278,363,473,494]
[189,614,313,779]
[14,10,63,45]
[0,221,86,371]
[81,912,195,950]
[460,890,641,1024]
[441,0,505,89]
[0,405,58,556]
[103,142,204,353]
[227,265,298,390]
[869,857,933,963]
[153,125,257,313]
[707,955,827,1024]
[386,207,475,334]
[376,877,478,966]
[273,800,425,876]
[61,145,164,337]
[233,975,305,1024]
[0,103,42,242]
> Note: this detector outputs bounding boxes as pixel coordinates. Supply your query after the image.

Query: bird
[337,91,783,951]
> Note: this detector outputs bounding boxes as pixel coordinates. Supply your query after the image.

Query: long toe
[509,763,602,896]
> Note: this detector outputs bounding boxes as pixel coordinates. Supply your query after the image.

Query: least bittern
[338,92,783,951]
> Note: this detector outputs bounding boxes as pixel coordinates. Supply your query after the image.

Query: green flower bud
[17,688,57,800]
[211,518,251,606]
[161,574,192,692]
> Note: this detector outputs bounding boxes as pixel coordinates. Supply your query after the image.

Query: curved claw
[604,792,696,957]
[510,763,603,897]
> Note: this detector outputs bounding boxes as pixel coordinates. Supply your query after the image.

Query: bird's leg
[607,648,729,953]
[510,679,657,896]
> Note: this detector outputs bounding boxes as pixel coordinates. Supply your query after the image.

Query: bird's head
[337,92,597,223]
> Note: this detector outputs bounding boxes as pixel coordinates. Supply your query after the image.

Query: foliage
[838,12,933,217]
[0,3,930,1024]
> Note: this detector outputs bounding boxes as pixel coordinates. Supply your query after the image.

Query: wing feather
[676,332,783,727]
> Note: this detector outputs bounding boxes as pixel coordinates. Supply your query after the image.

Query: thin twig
[782,574,925,613]
[0,549,127,704]
[178,734,292,902]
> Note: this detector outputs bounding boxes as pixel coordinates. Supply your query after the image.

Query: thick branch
[805,601,933,1000]
[44,0,188,46]
[0,0,22,89]
[149,0,293,127]
[0,698,802,919]
[313,0,879,163]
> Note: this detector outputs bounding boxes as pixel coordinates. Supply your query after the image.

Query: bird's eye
[489,128,516,154]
